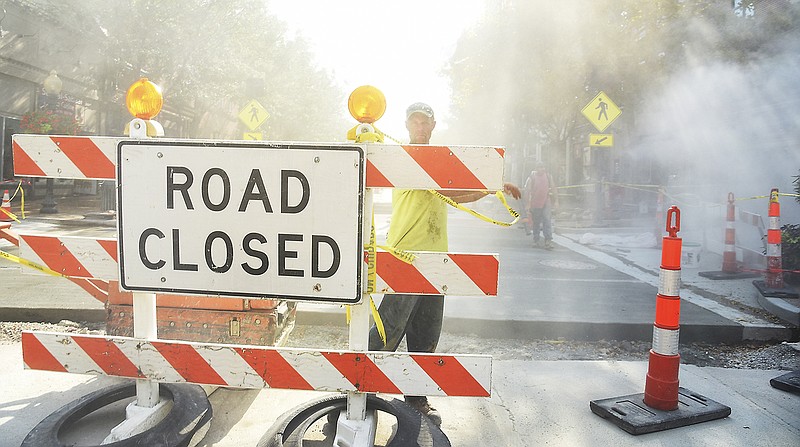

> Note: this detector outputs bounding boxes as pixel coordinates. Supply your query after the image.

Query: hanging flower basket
[19,109,80,135]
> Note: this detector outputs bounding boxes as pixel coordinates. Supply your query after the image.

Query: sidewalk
[2,342,798,446]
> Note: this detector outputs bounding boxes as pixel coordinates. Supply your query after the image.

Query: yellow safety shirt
[386,189,448,252]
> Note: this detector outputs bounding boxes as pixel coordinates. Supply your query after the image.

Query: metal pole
[333,139,377,446]
[40,178,58,213]
[129,118,160,407]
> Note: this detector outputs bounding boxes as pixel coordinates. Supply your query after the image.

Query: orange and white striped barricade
[590,206,730,435]
[15,132,504,444]
[752,188,798,299]
[699,192,759,280]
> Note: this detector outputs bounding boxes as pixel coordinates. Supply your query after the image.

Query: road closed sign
[117,140,364,304]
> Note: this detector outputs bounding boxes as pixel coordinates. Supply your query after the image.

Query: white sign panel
[117,140,364,304]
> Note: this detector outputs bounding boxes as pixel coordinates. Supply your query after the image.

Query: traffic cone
[0,190,13,222]
[699,192,758,280]
[591,206,731,435]
[753,188,798,299]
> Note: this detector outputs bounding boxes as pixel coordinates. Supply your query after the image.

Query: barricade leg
[332,187,379,446]
[590,206,731,435]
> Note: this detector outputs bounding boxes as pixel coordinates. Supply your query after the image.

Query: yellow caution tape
[429,189,519,227]
[376,244,416,264]
[369,296,385,345]
[373,126,401,144]
[0,206,20,223]
[13,182,26,220]
[0,249,68,278]
[365,213,377,294]
[346,212,387,346]
[1,182,26,222]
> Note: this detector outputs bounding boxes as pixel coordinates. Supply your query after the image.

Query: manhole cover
[538,259,597,270]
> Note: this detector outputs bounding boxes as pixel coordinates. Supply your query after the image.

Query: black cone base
[770,370,800,394]
[753,280,799,299]
[590,387,731,435]
[698,270,760,280]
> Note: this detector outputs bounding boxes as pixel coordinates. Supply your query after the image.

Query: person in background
[524,161,558,249]
[368,102,520,426]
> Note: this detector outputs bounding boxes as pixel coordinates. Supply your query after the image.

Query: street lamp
[43,70,62,96]
[40,70,62,214]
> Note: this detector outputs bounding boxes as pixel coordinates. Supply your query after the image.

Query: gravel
[285,324,800,371]
[4,320,798,371]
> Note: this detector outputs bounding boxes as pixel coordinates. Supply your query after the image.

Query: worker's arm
[437,183,521,204]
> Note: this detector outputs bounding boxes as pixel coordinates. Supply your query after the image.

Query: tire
[257,394,449,447]
[21,381,212,447]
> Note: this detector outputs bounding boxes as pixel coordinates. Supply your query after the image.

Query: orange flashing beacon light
[347,85,386,124]
[126,78,163,120]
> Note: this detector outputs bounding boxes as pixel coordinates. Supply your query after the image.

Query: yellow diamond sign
[239,99,269,131]
[581,91,621,132]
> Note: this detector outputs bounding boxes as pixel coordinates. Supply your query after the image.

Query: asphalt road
[1,205,794,344]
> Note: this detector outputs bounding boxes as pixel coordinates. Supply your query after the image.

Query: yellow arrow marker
[589,134,614,147]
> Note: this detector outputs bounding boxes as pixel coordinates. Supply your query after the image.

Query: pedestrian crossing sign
[581,91,621,132]
[238,99,270,131]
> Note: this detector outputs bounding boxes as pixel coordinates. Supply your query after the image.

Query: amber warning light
[347,85,386,124]
[126,78,163,120]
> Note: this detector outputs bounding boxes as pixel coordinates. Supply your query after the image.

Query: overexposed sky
[268,0,486,140]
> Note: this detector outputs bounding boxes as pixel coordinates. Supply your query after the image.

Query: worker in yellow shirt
[368,102,520,426]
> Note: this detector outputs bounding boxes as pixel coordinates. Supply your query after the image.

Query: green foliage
[782,223,800,284]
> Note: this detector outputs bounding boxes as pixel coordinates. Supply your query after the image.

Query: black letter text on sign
[117,141,364,303]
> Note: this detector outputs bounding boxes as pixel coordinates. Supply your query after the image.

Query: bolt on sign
[117,140,365,304]
[581,91,621,133]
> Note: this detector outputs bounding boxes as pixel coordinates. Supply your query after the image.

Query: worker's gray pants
[368,294,444,353]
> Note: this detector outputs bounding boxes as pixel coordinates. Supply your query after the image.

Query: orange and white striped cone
[753,189,798,304]
[699,193,759,280]
[590,205,730,434]
[644,206,682,411]
[765,188,783,289]
[721,192,738,273]
[0,190,13,222]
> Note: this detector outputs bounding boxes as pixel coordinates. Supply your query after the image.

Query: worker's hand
[503,183,521,200]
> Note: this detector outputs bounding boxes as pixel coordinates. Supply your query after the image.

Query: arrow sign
[589,134,614,147]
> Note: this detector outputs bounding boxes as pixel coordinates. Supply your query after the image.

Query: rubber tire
[257,394,450,447]
[21,381,212,447]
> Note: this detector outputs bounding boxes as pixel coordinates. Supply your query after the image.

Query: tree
[17,0,349,140]
[444,0,799,183]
